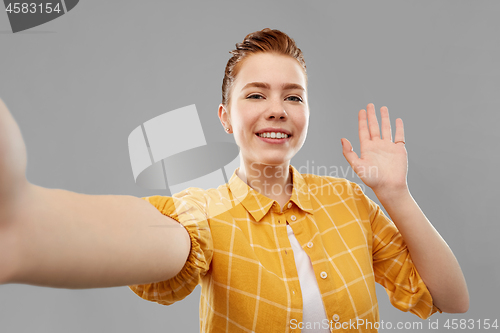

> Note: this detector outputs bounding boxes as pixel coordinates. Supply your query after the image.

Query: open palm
[342,103,408,193]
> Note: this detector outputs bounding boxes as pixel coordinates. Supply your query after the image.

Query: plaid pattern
[129,166,440,332]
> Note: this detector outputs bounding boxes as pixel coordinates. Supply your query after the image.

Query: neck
[236,157,293,209]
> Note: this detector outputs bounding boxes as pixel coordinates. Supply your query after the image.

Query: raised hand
[341,103,408,194]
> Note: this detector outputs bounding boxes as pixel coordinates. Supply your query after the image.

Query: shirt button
[320,271,327,279]
[332,314,340,322]
[290,215,297,221]
[287,203,292,209]
[307,242,313,248]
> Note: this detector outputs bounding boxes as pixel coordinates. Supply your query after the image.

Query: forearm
[375,188,469,313]
[0,183,190,289]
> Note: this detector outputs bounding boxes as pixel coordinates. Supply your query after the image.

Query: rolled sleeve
[128,190,213,306]
[352,182,442,319]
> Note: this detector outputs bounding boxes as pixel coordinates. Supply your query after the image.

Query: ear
[218,103,231,133]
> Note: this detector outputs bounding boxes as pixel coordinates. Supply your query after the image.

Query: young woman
[0,28,468,332]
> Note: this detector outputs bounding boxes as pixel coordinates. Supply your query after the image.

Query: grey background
[1,1,499,332]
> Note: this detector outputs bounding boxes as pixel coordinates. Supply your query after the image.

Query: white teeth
[258,132,289,139]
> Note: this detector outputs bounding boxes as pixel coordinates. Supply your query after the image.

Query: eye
[247,94,264,99]
[286,96,303,102]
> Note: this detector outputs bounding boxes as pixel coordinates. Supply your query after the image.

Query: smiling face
[219,52,310,168]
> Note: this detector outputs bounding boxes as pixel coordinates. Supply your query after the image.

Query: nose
[267,99,288,120]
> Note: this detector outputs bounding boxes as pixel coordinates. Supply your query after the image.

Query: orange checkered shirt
[129,165,441,332]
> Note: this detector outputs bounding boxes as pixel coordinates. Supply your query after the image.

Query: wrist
[373,184,411,204]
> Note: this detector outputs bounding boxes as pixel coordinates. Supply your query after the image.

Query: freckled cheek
[233,128,253,149]
[291,115,308,136]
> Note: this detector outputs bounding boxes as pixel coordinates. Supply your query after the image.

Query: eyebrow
[241,82,305,92]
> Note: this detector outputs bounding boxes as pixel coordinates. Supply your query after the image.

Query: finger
[394,118,405,143]
[380,106,392,141]
[341,138,359,167]
[366,103,381,139]
[358,109,370,143]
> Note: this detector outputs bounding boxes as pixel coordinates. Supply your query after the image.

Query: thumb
[341,138,359,167]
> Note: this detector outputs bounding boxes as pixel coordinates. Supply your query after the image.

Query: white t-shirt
[287,223,330,332]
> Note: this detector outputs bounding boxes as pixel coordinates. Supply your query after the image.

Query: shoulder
[147,184,234,218]
[299,172,374,209]
[139,187,212,221]
[171,184,233,206]
[300,172,363,195]
[295,172,381,231]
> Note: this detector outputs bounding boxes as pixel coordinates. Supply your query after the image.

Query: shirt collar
[228,165,313,222]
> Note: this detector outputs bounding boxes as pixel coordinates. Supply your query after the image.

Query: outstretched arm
[341,103,469,313]
[0,98,190,289]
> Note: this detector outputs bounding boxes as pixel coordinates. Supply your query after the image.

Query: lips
[255,127,292,136]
